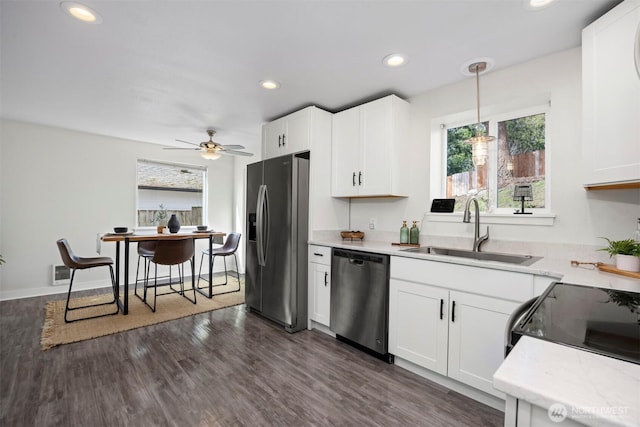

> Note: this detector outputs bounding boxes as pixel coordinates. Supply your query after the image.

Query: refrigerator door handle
[256,184,266,266]
[262,185,270,266]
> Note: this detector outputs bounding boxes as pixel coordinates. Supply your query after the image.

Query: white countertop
[494,336,640,427]
[310,235,640,426]
[309,236,640,292]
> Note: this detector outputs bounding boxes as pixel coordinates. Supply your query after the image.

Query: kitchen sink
[401,246,542,266]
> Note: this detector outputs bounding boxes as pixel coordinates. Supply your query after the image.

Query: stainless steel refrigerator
[245,152,309,333]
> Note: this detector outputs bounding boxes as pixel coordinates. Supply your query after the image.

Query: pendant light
[465,61,495,166]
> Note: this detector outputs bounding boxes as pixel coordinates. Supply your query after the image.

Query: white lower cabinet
[308,245,331,327]
[389,279,449,374]
[447,291,519,396]
[389,256,534,399]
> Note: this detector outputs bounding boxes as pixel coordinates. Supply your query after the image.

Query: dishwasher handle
[332,248,389,265]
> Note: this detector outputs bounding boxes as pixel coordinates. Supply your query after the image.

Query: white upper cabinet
[331,95,410,197]
[582,0,640,188]
[262,106,324,159]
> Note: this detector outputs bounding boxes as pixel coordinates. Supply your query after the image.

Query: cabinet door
[331,107,360,197]
[309,262,331,326]
[359,97,392,196]
[447,291,519,398]
[263,118,285,159]
[582,0,640,186]
[284,108,311,155]
[389,279,449,375]
[314,263,331,326]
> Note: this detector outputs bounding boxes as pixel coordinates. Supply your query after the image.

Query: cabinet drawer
[308,245,332,265]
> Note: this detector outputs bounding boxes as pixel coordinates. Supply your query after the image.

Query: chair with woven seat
[196,232,241,298]
[140,238,196,312]
[56,239,119,323]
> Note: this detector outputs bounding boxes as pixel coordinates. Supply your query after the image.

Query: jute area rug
[41,278,244,350]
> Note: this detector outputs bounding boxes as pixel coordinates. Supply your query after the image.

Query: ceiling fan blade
[175,139,201,147]
[220,149,254,157]
[163,147,201,150]
[220,144,245,150]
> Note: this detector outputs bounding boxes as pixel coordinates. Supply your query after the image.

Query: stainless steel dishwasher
[330,248,392,363]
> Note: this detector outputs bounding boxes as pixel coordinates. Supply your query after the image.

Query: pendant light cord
[475,65,481,138]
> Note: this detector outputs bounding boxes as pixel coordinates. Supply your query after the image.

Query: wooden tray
[391,243,420,248]
[571,260,640,279]
[597,263,640,279]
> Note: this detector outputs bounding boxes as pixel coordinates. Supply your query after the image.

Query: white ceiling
[0,0,619,155]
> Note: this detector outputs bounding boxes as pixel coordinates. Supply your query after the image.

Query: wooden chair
[196,232,241,298]
[56,239,119,323]
[139,238,196,312]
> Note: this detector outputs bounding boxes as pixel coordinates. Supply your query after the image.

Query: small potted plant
[599,238,640,272]
[154,204,168,233]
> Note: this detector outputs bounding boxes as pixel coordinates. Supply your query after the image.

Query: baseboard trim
[0,279,113,301]
[394,357,505,412]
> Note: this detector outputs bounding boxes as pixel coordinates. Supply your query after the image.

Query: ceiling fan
[165,129,253,160]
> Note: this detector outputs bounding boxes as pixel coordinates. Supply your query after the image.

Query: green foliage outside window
[504,114,545,154]
[446,125,475,175]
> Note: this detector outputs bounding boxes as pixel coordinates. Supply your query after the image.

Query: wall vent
[52,264,71,286]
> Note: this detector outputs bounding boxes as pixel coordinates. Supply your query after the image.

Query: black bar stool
[56,239,119,323]
[139,238,196,312]
[196,232,241,298]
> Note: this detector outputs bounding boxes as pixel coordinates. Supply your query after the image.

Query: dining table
[101,230,226,314]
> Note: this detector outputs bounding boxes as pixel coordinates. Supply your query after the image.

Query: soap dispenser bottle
[410,221,419,245]
[400,221,409,244]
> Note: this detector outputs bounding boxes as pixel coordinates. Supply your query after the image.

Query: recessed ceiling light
[60,2,103,24]
[260,80,280,90]
[523,0,556,11]
[383,53,407,68]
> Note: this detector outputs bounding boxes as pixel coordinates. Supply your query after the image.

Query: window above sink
[429,95,556,226]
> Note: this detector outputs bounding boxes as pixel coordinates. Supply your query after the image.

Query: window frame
[429,99,555,226]
[135,158,208,229]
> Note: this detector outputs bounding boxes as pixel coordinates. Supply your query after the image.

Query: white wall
[349,48,640,245]
[0,119,240,299]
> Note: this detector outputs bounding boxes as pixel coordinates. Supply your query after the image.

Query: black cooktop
[513,282,640,364]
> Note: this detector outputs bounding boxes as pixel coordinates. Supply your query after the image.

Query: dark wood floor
[1,290,504,426]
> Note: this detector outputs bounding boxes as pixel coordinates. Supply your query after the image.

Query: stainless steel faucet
[463,196,489,252]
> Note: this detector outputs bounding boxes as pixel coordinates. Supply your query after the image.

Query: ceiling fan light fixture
[260,80,280,90]
[60,2,103,23]
[201,151,221,160]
